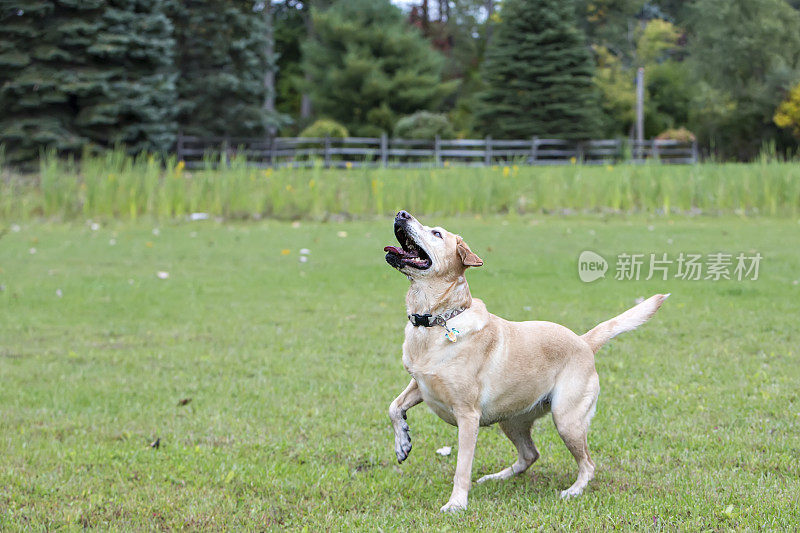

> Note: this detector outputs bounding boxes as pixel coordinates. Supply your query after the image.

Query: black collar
[408,307,466,328]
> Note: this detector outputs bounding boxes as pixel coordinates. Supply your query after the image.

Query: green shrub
[656,127,696,142]
[299,119,349,139]
[393,112,455,140]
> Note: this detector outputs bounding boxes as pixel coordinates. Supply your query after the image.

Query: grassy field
[1,213,799,529]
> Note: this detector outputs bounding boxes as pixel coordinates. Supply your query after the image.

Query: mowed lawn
[1,215,799,530]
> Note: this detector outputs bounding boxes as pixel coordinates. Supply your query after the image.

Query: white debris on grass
[29,247,36,254]
[156,271,169,280]
[56,289,63,298]
[299,248,311,255]
[189,213,209,221]
[299,256,308,263]
[436,446,452,456]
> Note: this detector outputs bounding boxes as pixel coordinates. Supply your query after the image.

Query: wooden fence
[176,133,698,169]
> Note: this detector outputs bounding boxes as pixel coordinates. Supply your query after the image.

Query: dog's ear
[456,236,483,267]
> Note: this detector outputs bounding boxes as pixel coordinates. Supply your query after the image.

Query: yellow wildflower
[570,157,577,165]
[502,166,510,177]
[281,249,290,255]
[345,161,353,169]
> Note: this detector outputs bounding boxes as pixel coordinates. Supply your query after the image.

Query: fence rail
[176,133,698,169]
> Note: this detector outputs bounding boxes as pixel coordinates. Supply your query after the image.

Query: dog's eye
[432,230,442,239]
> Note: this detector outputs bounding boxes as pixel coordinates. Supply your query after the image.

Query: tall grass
[2,148,799,221]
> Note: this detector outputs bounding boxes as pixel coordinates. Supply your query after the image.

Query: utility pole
[635,67,644,160]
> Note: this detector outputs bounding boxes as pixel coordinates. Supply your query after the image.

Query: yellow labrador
[385,211,668,512]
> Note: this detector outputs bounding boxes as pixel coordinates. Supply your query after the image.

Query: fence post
[324,136,331,169]
[434,135,441,167]
[269,136,277,167]
[652,139,659,161]
[529,136,539,165]
[484,135,492,166]
[222,135,230,168]
[576,141,585,164]
[380,133,388,168]
[176,130,184,163]
[691,139,699,163]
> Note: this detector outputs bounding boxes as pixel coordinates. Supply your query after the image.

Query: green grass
[1,214,798,529]
[3,150,800,220]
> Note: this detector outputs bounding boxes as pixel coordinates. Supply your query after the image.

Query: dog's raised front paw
[394,420,412,463]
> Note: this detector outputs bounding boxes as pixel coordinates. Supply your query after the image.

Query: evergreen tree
[170,0,286,138]
[0,0,177,163]
[301,0,456,136]
[475,0,601,139]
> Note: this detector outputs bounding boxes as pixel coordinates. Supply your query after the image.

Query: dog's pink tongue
[384,246,403,254]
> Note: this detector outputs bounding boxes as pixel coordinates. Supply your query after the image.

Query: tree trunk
[301,0,314,120]
[263,0,276,126]
[485,0,495,45]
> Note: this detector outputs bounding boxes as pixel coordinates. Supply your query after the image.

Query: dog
[385,210,668,512]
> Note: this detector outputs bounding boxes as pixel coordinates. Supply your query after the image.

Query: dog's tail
[581,294,669,354]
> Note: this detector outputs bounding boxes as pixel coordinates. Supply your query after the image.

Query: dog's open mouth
[384,224,432,270]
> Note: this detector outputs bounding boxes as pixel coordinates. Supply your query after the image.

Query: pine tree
[301,0,456,136]
[0,0,177,163]
[475,0,601,140]
[169,0,286,138]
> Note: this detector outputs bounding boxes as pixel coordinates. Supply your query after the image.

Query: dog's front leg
[389,379,423,463]
[440,409,480,513]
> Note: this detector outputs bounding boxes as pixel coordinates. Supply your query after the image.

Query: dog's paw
[439,498,467,513]
[476,468,513,484]
[394,420,412,463]
[560,486,584,499]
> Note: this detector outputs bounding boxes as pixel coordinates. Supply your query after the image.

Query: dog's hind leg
[552,373,600,498]
[476,415,539,484]
[389,379,423,463]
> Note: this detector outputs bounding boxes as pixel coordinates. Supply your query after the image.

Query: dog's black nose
[396,210,411,221]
